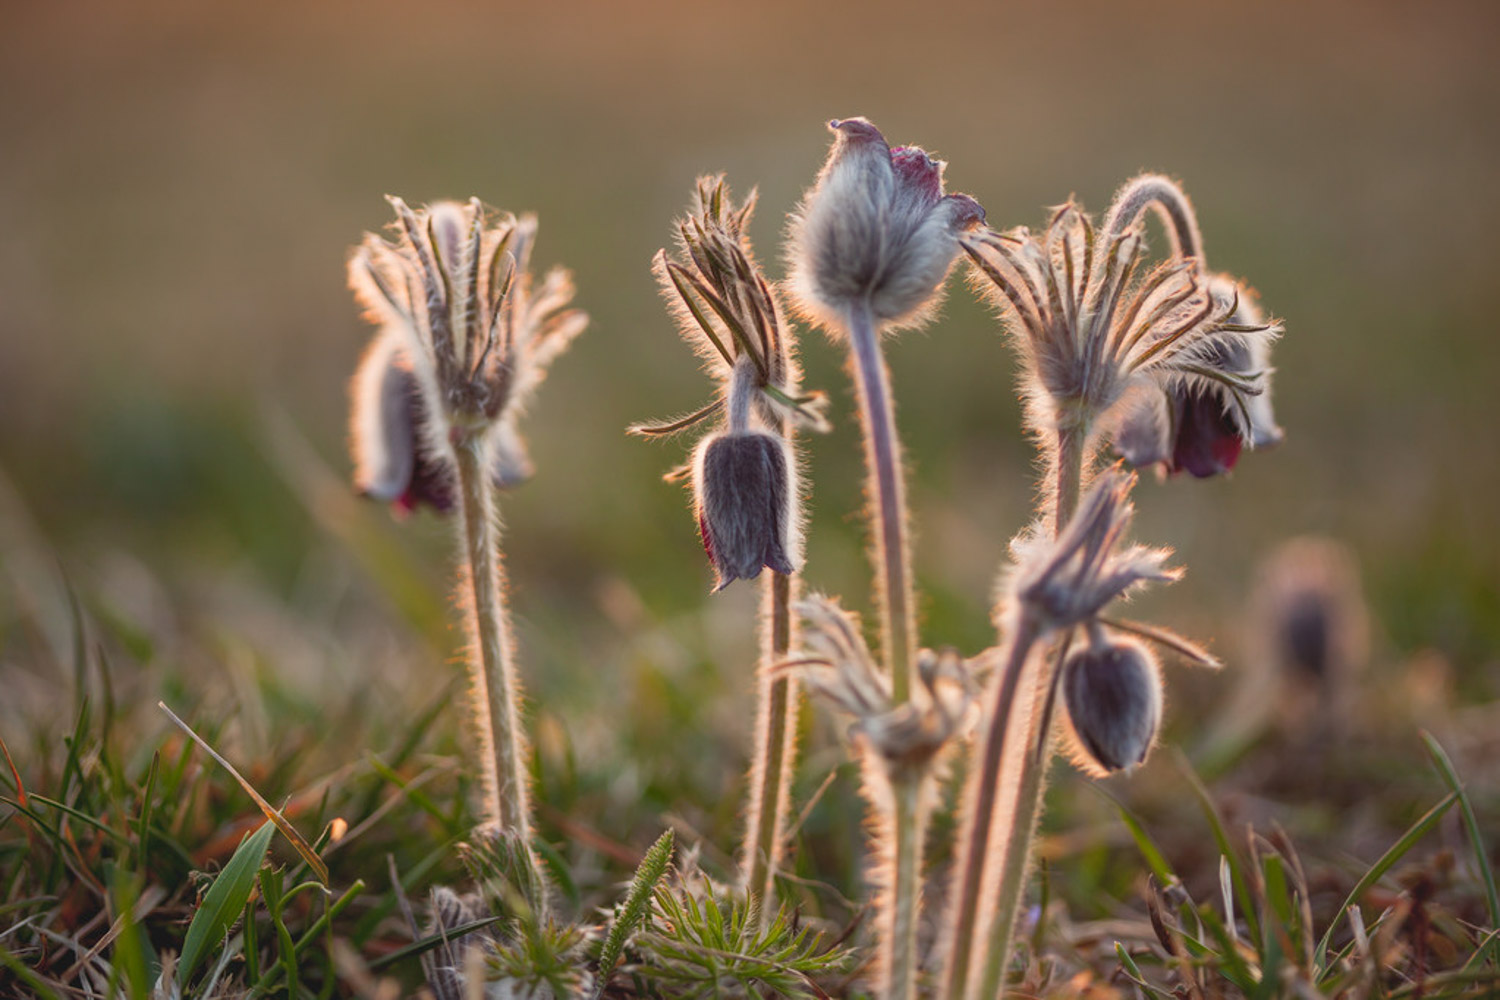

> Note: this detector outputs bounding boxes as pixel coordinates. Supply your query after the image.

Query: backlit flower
[347,198,585,512]
[964,183,1281,475]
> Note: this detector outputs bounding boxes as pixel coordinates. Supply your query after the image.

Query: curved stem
[741,570,799,920]
[453,432,532,844]
[1102,175,1205,261]
[845,298,916,703]
[940,616,1042,1000]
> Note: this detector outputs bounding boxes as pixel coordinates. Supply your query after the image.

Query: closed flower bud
[1062,639,1163,776]
[789,117,985,332]
[692,429,797,590]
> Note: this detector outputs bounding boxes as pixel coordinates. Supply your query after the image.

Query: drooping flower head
[1060,637,1163,776]
[347,198,586,512]
[964,177,1282,475]
[788,117,985,333]
[632,176,827,589]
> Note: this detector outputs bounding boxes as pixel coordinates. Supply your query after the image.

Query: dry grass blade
[158,701,329,884]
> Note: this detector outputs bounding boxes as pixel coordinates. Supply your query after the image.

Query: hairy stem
[846,297,925,999]
[845,298,916,703]
[885,774,925,1000]
[1102,174,1205,261]
[453,431,532,843]
[968,423,1090,999]
[1053,422,1087,533]
[741,569,800,919]
[940,616,1042,1000]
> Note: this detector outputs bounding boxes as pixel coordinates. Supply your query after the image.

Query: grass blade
[1421,730,1499,964]
[1314,791,1458,970]
[159,701,329,884]
[178,820,275,986]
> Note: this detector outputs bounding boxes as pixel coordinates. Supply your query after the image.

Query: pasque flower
[632,176,826,589]
[346,196,585,846]
[963,184,1281,472]
[350,331,536,514]
[348,198,586,503]
[788,117,985,332]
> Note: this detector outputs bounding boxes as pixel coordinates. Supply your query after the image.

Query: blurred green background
[1,0,1497,847]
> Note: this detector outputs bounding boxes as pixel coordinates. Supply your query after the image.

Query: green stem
[845,298,916,703]
[453,432,531,843]
[741,570,799,921]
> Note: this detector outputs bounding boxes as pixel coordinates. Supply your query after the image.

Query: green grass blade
[595,829,674,999]
[1422,731,1499,964]
[1172,749,1261,945]
[1314,791,1458,971]
[159,701,329,883]
[366,916,504,972]
[178,819,275,987]
[1108,792,1174,885]
[1114,942,1169,999]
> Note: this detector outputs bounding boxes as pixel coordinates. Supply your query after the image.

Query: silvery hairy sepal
[962,195,1281,455]
[348,197,586,508]
[790,596,977,770]
[1061,638,1163,776]
[1004,469,1180,632]
[1110,274,1283,477]
[350,332,535,515]
[693,428,796,591]
[788,117,985,332]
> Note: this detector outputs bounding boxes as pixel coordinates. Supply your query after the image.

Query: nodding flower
[788,117,985,333]
[1111,274,1283,477]
[632,176,826,589]
[693,423,795,590]
[347,197,585,512]
[1061,636,1163,776]
[349,330,535,515]
[964,180,1281,471]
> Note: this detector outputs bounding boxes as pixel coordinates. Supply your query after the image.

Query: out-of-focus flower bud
[1061,638,1163,776]
[350,331,535,515]
[692,429,797,590]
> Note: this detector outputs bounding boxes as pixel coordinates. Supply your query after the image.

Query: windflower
[1060,636,1163,776]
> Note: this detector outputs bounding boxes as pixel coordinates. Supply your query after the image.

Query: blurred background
[1,0,1498,914]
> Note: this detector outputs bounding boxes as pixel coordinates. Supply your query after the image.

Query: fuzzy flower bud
[1061,638,1163,776]
[789,117,985,332]
[692,429,797,591]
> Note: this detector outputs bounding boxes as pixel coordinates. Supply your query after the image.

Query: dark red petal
[1170,390,1243,478]
[890,146,943,203]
